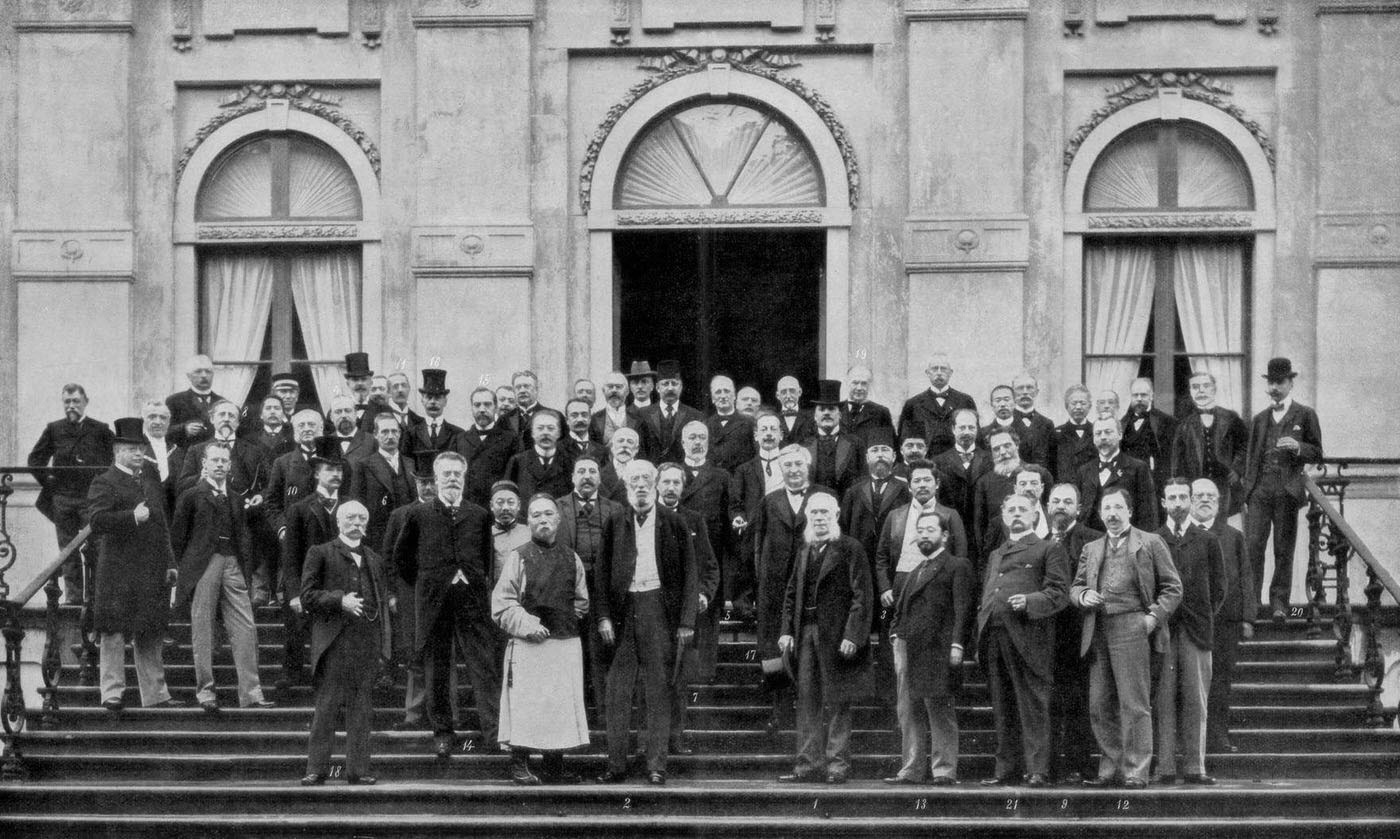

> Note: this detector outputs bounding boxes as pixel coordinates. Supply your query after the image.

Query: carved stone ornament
[1064,71,1277,173]
[171,0,193,51]
[953,229,981,252]
[359,0,384,48]
[1085,213,1252,229]
[59,240,85,262]
[197,225,360,240]
[175,86,381,186]
[814,0,837,42]
[580,50,860,212]
[611,0,631,45]
[616,209,825,226]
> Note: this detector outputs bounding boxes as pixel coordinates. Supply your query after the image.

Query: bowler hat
[420,368,450,395]
[811,379,843,406]
[271,371,298,387]
[900,420,927,443]
[309,436,346,468]
[626,361,657,381]
[1263,357,1298,381]
[865,427,896,450]
[656,360,683,382]
[344,352,374,378]
[113,417,146,445]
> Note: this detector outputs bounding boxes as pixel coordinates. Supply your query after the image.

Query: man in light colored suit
[1071,486,1182,788]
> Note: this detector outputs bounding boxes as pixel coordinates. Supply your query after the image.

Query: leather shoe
[148,698,188,708]
[778,772,815,783]
[883,776,920,785]
[1123,778,1148,789]
[1183,774,1217,785]
[1156,774,1178,785]
[595,770,629,784]
[1082,775,1117,787]
[434,735,458,759]
[826,774,847,785]
[1272,608,1286,624]
[647,771,666,786]
[199,700,220,713]
[1060,772,1085,786]
[980,775,1015,786]
[510,768,542,786]
[300,773,327,786]
[1025,773,1049,788]
[248,699,277,709]
[102,698,123,712]
[669,740,694,756]
[346,775,377,786]
[928,775,957,786]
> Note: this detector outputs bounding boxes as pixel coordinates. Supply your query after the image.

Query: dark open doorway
[615,229,824,409]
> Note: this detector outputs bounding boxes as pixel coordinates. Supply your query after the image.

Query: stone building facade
[1,1,1397,581]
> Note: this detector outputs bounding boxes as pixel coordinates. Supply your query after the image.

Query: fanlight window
[616,102,823,209]
[197,133,362,220]
[1085,121,1252,212]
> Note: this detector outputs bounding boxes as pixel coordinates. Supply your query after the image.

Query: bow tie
[578,498,595,516]
[788,489,805,498]
[1198,409,1214,416]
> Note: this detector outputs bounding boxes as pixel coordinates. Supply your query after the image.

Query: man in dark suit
[1045,483,1103,784]
[165,354,224,449]
[679,419,733,627]
[1010,373,1056,469]
[728,412,786,617]
[706,374,756,473]
[1071,487,1182,788]
[776,492,873,785]
[347,413,418,565]
[562,398,609,465]
[355,375,396,435]
[591,371,639,448]
[169,441,275,711]
[1052,385,1096,484]
[138,399,184,520]
[932,408,991,532]
[976,492,1070,787]
[556,455,622,721]
[28,382,114,603]
[505,409,574,499]
[264,409,324,545]
[270,371,304,418]
[594,460,699,786]
[1121,378,1177,492]
[1243,358,1324,620]
[1077,417,1158,533]
[600,427,639,505]
[279,441,345,687]
[382,371,426,437]
[1154,478,1224,785]
[971,429,1051,568]
[245,395,294,458]
[898,355,977,457]
[883,509,972,786]
[454,385,518,508]
[839,430,910,583]
[979,385,1018,453]
[804,379,863,498]
[384,458,439,730]
[86,417,182,711]
[775,375,818,446]
[638,360,704,465]
[625,360,658,412]
[325,395,376,462]
[391,451,500,756]
[299,501,393,786]
[341,352,376,425]
[1192,478,1253,754]
[403,368,464,464]
[1171,371,1249,517]
[840,366,895,448]
[511,370,554,452]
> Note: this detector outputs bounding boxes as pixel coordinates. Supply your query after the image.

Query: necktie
[763,457,775,477]
[960,451,973,466]
[635,511,649,527]
[1051,530,1064,543]
[581,499,594,517]
[873,480,885,498]
[540,456,552,470]
[850,402,862,416]
[322,497,336,514]
[1099,461,1113,485]
[664,407,673,422]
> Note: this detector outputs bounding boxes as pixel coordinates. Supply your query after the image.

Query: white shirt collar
[1271,397,1294,414]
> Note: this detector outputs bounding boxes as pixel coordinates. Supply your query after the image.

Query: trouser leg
[1088,629,1123,781]
[605,608,642,773]
[1268,496,1301,611]
[1154,629,1180,776]
[424,607,456,737]
[53,496,85,601]
[1208,621,1242,748]
[190,557,226,705]
[456,610,502,745]
[1105,614,1154,782]
[344,630,378,777]
[926,695,959,779]
[794,624,825,776]
[131,630,172,706]
[218,556,265,706]
[98,632,128,703]
[307,650,342,775]
[893,637,928,781]
[1176,634,1212,775]
[984,628,1022,779]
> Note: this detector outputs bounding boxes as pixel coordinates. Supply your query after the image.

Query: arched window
[197,133,362,220]
[615,102,823,209]
[1082,121,1251,414]
[197,133,362,411]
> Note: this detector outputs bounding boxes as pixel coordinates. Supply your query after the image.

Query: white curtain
[290,250,362,411]
[1174,242,1245,412]
[203,253,275,410]
[1084,242,1156,398]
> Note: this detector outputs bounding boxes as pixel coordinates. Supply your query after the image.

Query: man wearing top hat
[280,438,347,687]
[626,360,658,410]
[402,369,464,463]
[343,352,375,422]
[1243,358,1323,620]
[165,354,226,449]
[457,385,521,508]
[86,417,184,711]
[638,360,704,466]
[803,379,864,499]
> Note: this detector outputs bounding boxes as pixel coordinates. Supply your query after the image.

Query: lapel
[835,436,853,473]
[1210,408,1230,450]
[815,540,841,588]
[906,549,947,599]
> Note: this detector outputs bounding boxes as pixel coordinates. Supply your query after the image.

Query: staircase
[1,604,1398,837]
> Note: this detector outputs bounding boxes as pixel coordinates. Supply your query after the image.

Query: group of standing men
[27,347,1321,787]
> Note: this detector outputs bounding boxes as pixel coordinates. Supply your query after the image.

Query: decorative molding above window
[1084,212,1253,229]
[195,224,360,241]
[1064,71,1276,174]
[1060,0,1281,35]
[15,0,134,33]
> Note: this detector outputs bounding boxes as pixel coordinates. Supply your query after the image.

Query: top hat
[420,368,450,395]
[626,360,657,381]
[113,417,146,445]
[656,360,683,382]
[270,371,298,387]
[811,379,843,406]
[899,420,927,443]
[309,436,347,468]
[411,450,440,481]
[1263,357,1298,381]
[864,427,896,450]
[344,352,374,378]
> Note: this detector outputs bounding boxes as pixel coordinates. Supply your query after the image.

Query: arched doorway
[582,64,855,401]
[613,100,826,396]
